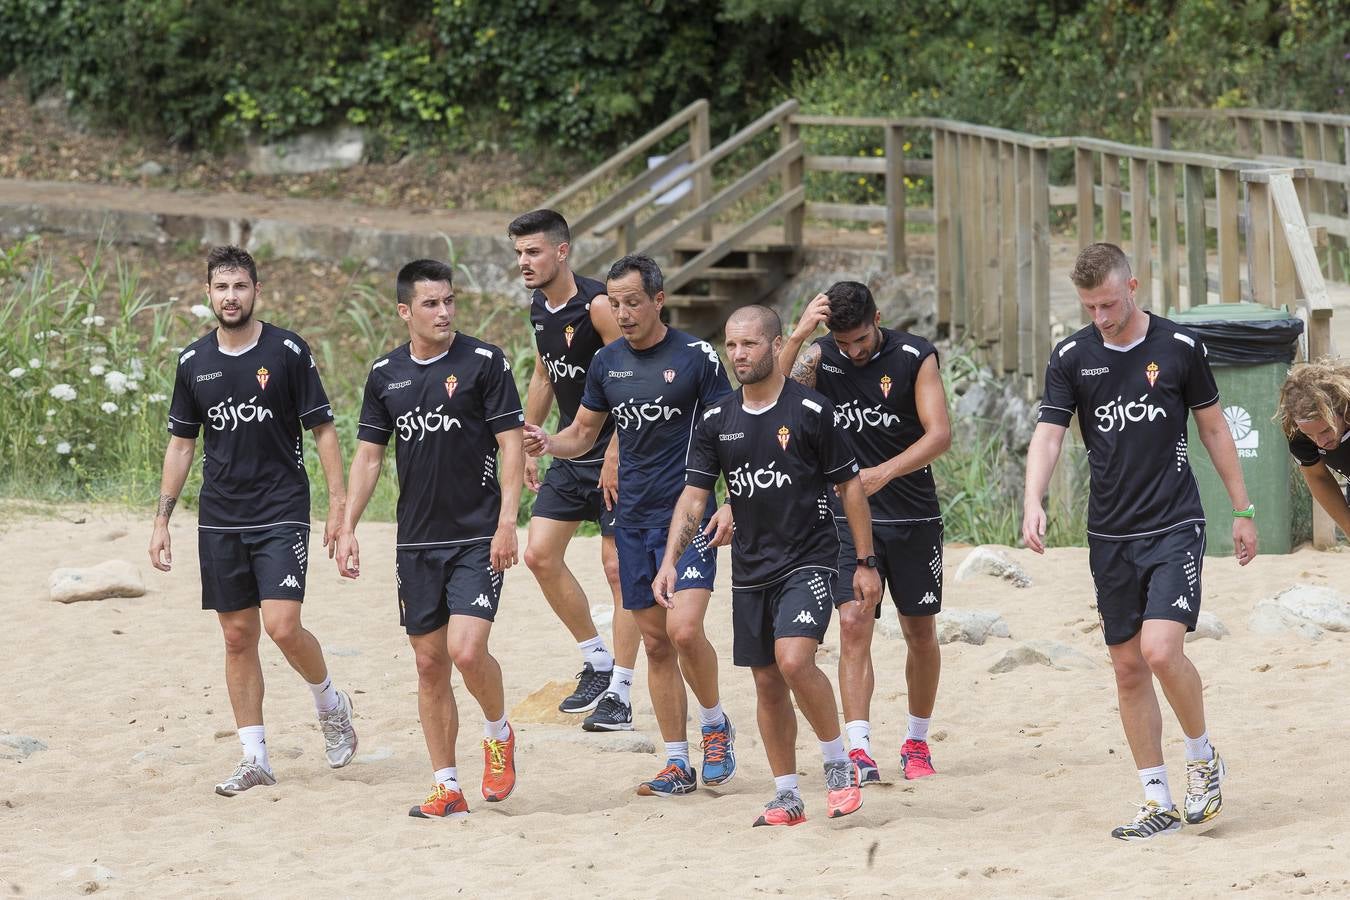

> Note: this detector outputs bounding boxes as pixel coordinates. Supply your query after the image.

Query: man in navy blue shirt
[524,254,738,797]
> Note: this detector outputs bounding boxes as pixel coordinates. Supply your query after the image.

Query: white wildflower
[129,358,145,379]
[84,443,96,451]
[48,383,77,402]
[28,357,39,368]
[126,379,140,392]
[89,364,106,377]
[101,401,119,414]
[80,315,106,326]
[189,304,212,320]
[45,409,55,417]
[35,435,46,445]
[7,367,24,378]
[147,392,167,403]
[104,371,129,395]
[55,441,71,455]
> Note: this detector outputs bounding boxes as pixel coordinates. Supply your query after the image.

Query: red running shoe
[901,738,936,780]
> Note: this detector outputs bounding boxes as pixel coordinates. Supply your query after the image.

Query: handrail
[543,99,709,210]
[667,186,807,293]
[1070,137,1273,172]
[591,99,799,236]
[1155,107,1350,129]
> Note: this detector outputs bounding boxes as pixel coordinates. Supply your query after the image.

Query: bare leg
[1108,633,1164,770]
[523,517,600,644]
[219,608,265,727]
[603,535,640,670]
[899,614,940,719]
[446,615,504,723]
[836,599,876,723]
[409,627,458,769]
[666,588,720,709]
[752,664,797,777]
[775,636,842,742]
[633,606,685,743]
[1139,619,1206,738]
[260,598,328,684]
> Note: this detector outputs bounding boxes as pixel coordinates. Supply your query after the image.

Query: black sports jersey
[529,275,615,464]
[168,323,334,531]
[357,334,524,548]
[580,327,733,528]
[1039,312,1220,540]
[687,380,859,588]
[812,328,941,523]
[1288,428,1350,477]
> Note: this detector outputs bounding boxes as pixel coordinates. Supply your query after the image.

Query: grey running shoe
[1110,801,1182,841]
[319,689,358,768]
[559,663,610,713]
[582,691,634,732]
[1184,750,1226,824]
[215,759,277,797]
[753,789,806,827]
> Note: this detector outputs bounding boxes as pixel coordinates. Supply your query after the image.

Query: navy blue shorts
[395,542,504,635]
[1089,524,1204,645]
[614,523,717,611]
[198,526,309,612]
[532,459,617,536]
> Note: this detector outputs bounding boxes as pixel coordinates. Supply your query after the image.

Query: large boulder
[1271,584,1350,632]
[1185,611,1229,642]
[936,609,1011,645]
[1248,602,1323,639]
[510,681,588,727]
[246,126,366,175]
[954,546,1031,588]
[48,560,145,603]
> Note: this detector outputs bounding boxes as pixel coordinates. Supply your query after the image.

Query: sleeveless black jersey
[529,275,615,464]
[687,380,859,588]
[1289,428,1350,477]
[357,334,524,548]
[812,328,941,523]
[1039,312,1220,540]
[581,327,733,528]
[167,322,334,531]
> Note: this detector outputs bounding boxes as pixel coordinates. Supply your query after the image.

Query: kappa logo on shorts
[1172,595,1192,612]
[919,592,938,605]
[682,566,703,580]
[472,594,492,608]
[793,610,818,625]
[279,574,301,589]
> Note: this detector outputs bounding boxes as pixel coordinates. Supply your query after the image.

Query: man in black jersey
[509,209,639,731]
[1277,360,1350,532]
[524,254,739,798]
[149,245,357,796]
[1022,242,1256,841]
[779,282,952,785]
[656,305,880,827]
[336,259,525,819]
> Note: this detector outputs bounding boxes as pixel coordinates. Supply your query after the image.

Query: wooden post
[884,124,908,274]
[1247,180,1273,306]
[1000,140,1018,372]
[1076,146,1095,249]
[1216,168,1240,301]
[780,115,804,248]
[1102,153,1122,246]
[981,137,1001,348]
[1152,113,1172,149]
[1235,117,1255,156]
[934,128,954,334]
[1183,164,1208,307]
[1016,143,1034,379]
[1321,124,1346,281]
[1260,120,1280,155]
[1031,147,1052,391]
[692,103,712,241]
[1129,157,1152,310]
[956,133,976,342]
[1157,161,1179,313]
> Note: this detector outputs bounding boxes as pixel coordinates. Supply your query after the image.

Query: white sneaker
[215,759,277,796]
[319,689,358,768]
[1184,749,1226,824]
[1110,800,1182,841]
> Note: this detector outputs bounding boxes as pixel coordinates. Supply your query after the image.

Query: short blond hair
[1070,242,1132,290]
[1277,359,1350,437]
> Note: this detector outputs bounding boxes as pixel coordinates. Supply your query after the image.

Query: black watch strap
[856,555,878,569]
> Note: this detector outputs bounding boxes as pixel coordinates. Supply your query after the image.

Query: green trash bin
[1169,303,1303,556]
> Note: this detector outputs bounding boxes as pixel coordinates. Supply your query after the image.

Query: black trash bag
[1176,317,1303,366]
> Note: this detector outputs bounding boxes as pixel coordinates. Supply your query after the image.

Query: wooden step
[672,241,798,255]
[696,267,771,281]
[664,293,734,308]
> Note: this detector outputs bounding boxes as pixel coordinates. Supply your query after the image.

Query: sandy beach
[3,506,1350,897]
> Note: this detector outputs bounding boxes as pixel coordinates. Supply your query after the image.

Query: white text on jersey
[396,405,464,442]
[834,400,900,432]
[542,353,586,382]
[1094,394,1167,433]
[612,397,682,431]
[727,461,793,498]
[208,396,275,432]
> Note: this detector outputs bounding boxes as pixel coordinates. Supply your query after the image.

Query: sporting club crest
[879,374,892,399]
[564,324,575,348]
[777,425,791,451]
[1145,361,1159,388]
[663,368,676,383]
[445,374,459,399]
[256,367,270,390]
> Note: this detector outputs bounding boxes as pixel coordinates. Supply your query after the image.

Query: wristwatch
[857,555,879,569]
[1233,503,1255,518]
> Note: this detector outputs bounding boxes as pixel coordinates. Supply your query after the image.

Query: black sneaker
[582,691,634,732]
[558,662,610,713]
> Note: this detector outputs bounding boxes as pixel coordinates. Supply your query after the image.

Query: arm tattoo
[671,511,699,559]
[789,343,820,389]
[156,494,177,520]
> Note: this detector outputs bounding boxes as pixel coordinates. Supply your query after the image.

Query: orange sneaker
[824,760,863,819]
[409,783,470,819]
[482,723,517,802]
[752,790,806,827]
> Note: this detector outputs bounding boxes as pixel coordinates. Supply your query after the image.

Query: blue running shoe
[637,759,697,797]
[700,715,737,786]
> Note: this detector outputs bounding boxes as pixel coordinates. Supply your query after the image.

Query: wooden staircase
[661,243,799,332]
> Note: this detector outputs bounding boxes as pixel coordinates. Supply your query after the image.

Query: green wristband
[1233,504,1255,518]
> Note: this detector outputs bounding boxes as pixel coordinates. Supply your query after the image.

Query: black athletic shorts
[198,525,309,612]
[834,520,943,617]
[395,541,504,635]
[732,568,835,667]
[1088,524,1205,645]
[532,459,617,536]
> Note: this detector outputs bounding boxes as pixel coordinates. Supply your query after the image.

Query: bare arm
[837,475,882,609]
[1020,421,1068,553]
[311,421,347,558]
[491,427,524,572]
[589,293,622,344]
[148,435,197,571]
[858,355,952,495]
[524,404,608,459]
[778,292,831,385]
[1193,402,1256,564]
[335,440,386,578]
[523,356,556,428]
[1300,461,1350,534]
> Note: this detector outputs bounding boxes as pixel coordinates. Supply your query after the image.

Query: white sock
[698,702,725,728]
[906,714,931,743]
[608,666,635,705]
[433,766,459,790]
[238,725,270,771]
[773,773,801,796]
[1138,764,1172,808]
[578,635,614,672]
[484,715,510,742]
[664,741,690,767]
[845,720,871,756]
[820,737,849,765]
[1183,729,1214,762]
[307,675,340,713]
